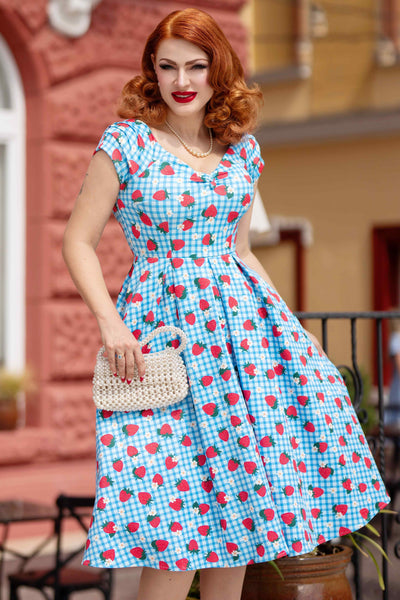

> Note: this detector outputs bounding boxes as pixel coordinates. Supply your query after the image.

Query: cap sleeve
[95,122,131,185]
[245,134,265,184]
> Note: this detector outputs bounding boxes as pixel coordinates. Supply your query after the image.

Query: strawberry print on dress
[82,119,390,571]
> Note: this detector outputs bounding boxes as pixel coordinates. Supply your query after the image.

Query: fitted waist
[125,228,239,262]
[132,248,238,263]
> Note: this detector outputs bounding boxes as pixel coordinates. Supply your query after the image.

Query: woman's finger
[116,351,126,381]
[133,345,146,379]
[105,347,118,377]
[125,350,136,383]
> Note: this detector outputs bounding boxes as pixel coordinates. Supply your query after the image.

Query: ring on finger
[117,354,124,360]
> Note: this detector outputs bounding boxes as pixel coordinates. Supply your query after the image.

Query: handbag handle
[140,325,187,354]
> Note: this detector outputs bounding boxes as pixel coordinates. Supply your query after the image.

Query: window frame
[381,0,400,51]
[0,33,26,370]
[372,224,400,386]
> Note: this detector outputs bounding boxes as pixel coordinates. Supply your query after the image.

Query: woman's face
[152,38,213,119]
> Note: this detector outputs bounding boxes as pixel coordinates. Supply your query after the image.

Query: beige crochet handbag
[92,325,189,412]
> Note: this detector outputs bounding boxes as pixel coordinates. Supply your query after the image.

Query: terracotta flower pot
[0,396,19,430]
[241,545,353,600]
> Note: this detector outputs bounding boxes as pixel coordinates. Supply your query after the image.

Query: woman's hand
[304,329,329,359]
[98,314,146,382]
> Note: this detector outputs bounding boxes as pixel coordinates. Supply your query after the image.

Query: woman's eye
[159,64,207,71]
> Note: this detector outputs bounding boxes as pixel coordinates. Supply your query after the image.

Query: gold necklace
[165,120,213,158]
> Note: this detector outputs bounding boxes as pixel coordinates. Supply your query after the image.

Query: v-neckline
[135,120,233,177]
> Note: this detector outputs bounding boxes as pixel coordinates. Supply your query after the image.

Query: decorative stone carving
[0,383,95,465]
[45,300,102,379]
[47,0,102,38]
[46,383,96,458]
[47,221,132,297]
[0,427,58,465]
[36,1,165,83]
[44,142,94,218]
[47,70,130,140]
[4,0,48,33]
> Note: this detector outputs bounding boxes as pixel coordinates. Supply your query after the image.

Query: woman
[62,8,389,600]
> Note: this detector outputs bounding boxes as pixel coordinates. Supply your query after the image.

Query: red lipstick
[172,92,197,104]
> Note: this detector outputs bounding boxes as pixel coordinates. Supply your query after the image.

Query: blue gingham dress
[82,119,390,571]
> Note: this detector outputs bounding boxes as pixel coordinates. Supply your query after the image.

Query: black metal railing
[294,310,400,600]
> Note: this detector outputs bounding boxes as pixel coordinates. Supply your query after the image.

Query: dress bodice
[95,119,264,260]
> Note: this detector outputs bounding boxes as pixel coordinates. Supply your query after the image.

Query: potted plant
[183,511,394,600]
[240,510,394,600]
[0,366,36,430]
[242,541,353,600]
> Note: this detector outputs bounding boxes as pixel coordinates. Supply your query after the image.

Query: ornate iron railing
[294,310,400,600]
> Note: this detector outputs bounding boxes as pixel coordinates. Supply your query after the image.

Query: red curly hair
[117,8,263,144]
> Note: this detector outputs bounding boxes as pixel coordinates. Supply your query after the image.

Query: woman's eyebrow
[158,58,208,65]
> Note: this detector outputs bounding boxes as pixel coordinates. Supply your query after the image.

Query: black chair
[9,494,113,600]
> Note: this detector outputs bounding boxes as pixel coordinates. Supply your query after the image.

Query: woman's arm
[62,149,146,380]
[235,185,328,358]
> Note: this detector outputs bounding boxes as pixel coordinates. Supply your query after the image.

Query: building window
[0,34,25,370]
[372,225,400,386]
[376,0,400,65]
[381,0,400,50]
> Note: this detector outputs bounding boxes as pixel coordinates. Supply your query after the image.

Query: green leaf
[348,533,369,558]
[364,522,380,537]
[269,559,285,581]
[353,532,391,563]
[363,546,385,591]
